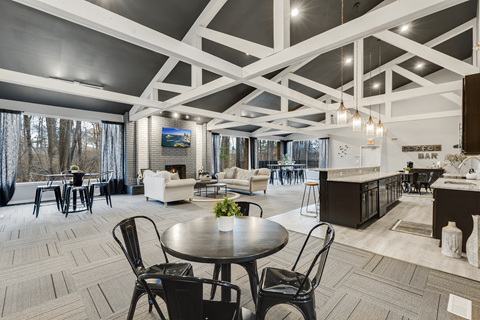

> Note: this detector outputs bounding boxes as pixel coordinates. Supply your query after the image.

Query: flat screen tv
[161,127,191,148]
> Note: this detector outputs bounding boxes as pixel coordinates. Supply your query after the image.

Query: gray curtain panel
[211,133,220,175]
[0,110,21,206]
[250,137,257,169]
[101,121,125,194]
[319,137,329,169]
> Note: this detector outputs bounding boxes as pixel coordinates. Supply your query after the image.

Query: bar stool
[62,172,91,217]
[300,181,320,220]
[269,170,276,185]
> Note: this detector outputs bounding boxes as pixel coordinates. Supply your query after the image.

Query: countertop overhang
[431,178,480,192]
[328,172,402,183]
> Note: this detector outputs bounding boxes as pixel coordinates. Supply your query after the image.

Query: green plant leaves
[212,197,242,219]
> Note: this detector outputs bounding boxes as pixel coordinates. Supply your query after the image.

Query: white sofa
[215,168,270,195]
[143,170,196,207]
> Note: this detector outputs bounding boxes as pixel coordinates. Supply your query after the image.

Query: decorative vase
[136,178,141,185]
[218,216,234,232]
[466,215,480,267]
[441,221,462,259]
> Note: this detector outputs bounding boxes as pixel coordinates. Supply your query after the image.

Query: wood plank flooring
[0,184,478,319]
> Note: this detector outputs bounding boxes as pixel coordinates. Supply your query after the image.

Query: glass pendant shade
[365,116,376,136]
[375,120,387,137]
[349,110,365,131]
[334,102,352,125]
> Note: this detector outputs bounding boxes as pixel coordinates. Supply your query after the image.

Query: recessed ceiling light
[345,58,352,64]
[198,117,201,120]
[401,25,409,32]
[291,8,299,16]
[246,53,250,56]
[173,113,178,118]
[373,83,379,88]
[186,115,189,119]
[416,62,424,68]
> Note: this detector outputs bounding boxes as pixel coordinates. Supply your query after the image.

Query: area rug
[192,191,241,202]
[390,219,433,237]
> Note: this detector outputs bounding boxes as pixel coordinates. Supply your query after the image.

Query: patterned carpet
[0,190,479,319]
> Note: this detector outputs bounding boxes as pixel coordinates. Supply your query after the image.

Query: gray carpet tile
[0,190,479,319]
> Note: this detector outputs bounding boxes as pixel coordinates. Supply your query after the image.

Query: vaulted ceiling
[0,0,476,131]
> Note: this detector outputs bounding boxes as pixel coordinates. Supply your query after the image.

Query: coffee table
[161,216,289,304]
[207,182,227,199]
[195,179,217,196]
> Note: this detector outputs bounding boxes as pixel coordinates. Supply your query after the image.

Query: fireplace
[165,164,186,179]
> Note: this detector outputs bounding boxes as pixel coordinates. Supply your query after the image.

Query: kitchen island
[431,178,480,252]
[310,167,402,228]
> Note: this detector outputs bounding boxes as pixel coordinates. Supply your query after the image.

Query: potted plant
[70,165,79,173]
[444,154,467,175]
[404,168,410,174]
[137,170,143,185]
[283,154,289,165]
[212,197,242,232]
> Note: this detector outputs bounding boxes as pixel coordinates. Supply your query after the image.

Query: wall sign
[402,145,442,152]
[418,153,438,159]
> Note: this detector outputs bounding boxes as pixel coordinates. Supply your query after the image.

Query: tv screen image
[161,127,191,148]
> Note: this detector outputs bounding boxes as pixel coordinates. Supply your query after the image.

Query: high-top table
[161,216,289,304]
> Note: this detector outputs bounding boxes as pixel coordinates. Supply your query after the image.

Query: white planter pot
[218,216,235,232]
[441,221,462,259]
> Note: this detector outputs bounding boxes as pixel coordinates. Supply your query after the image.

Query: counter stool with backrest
[112,216,194,320]
[88,171,113,212]
[62,171,91,217]
[210,202,263,304]
[300,181,320,220]
[255,223,335,320]
[407,172,421,195]
[419,172,433,193]
[30,173,63,218]
[284,168,294,184]
[269,169,276,185]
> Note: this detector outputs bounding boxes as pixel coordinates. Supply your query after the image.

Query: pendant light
[334,0,352,125]
[376,39,387,137]
[365,37,376,136]
[349,2,364,131]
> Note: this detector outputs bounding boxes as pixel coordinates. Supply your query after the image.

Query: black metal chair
[255,223,335,320]
[210,202,263,303]
[139,274,249,320]
[30,173,63,218]
[407,172,421,195]
[419,172,434,193]
[62,171,91,217]
[112,216,194,320]
[88,171,113,212]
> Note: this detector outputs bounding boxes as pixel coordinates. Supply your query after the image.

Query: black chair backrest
[411,172,419,184]
[112,216,168,277]
[428,171,434,183]
[139,274,241,320]
[291,222,335,298]
[235,202,263,218]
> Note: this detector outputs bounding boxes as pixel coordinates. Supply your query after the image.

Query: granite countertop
[431,178,480,192]
[328,172,402,183]
[308,166,379,172]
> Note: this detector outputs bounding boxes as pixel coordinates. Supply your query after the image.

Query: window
[218,136,248,171]
[257,140,280,168]
[288,138,329,169]
[17,115,102,182]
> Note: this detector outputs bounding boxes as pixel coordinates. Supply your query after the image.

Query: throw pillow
[225,167,236,179]
[155,170,171,183]
[170,172,180,180]
[235,168,251,180]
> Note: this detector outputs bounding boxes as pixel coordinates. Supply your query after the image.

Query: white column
[325,97,332,124]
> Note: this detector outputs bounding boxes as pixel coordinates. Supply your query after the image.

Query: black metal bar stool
[30,173,63,218]
[62,171,91,217]
[300,181,320,220]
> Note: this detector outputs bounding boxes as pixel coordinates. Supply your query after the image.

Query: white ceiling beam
[288,118,324,126]
[196,26,274,59]
[191,35,203,88]
[0,99,123,123]
[14,0,243,79]
[153,83,193,94]
[391,65,461,105]
[246,77,328,112]
[239,105,280,115]
[274,0,290,52]
[288,73,353,101]
[130,77,240,121]
[243,0,468,79]
[0,68,165,110]
[131,0,227,114]
[385,67,392,119]
[375,30,479,76]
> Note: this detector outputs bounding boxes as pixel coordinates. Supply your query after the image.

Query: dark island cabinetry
[320,173,402,229]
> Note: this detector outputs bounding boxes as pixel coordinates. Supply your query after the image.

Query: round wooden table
[161,216,289,302]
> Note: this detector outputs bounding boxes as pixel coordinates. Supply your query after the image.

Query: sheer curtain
[211,133,220,175]
[101,121,125,194]
[0,110,21,206]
